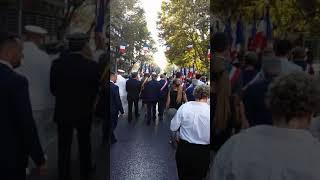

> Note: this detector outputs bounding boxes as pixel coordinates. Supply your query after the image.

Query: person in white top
[170,84,210,180]
[15,25,54,149]
[115,69,128,111]
[213,72,320,180]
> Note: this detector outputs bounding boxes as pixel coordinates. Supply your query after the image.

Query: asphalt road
[110,102,178,180]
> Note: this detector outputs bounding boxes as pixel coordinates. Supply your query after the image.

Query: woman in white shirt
[213,72,320,180]
[170,84,210,180]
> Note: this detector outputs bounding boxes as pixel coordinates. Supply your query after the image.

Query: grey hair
[193,84,210,100]
[266,72,320,122]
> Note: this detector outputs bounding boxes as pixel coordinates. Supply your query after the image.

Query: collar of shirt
[110,80,114,83]
[0,59,13,69]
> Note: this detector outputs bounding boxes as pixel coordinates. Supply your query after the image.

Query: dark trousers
[176,140,210,180]
[58,123,92,180]
[3,169,26,180]
[111,114,118,141]
[128,98,139,121]
[158,98,166,118]
[146,101,157,123]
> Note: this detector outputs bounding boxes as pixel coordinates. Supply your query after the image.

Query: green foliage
[158,0,210,73]
[211,0,320,37]
[110,0,155,72]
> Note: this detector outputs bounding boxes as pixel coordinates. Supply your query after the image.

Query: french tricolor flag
[143,44,149,53]
[119,45,126,54]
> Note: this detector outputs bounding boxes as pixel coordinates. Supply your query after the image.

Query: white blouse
[170,101,210,145]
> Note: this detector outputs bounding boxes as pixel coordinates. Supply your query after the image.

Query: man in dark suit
[158,74,169,121]
[110,71,124,143]
[0,32,46,179]
[141,73,161,125]
[126,72,141,123]
[50,33,100,180]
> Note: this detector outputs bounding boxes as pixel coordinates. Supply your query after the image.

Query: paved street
[111,101,178,180]
[27,121,107,180]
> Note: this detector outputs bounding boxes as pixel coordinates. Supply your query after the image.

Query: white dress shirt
[15,41,54,111]
[115,75,127,97]
[213,125,320,180]
[170,101,210,145]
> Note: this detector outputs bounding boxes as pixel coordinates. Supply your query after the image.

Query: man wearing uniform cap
[115,69,127,111]
[15,25,54,159]
[50,32,100,180]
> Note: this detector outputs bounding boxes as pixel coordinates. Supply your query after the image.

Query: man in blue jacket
[0,32,46,179]
[141,72,161,125]
[110,71,124,143]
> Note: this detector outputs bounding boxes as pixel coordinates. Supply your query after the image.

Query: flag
[166,45,171,51]
[184,68,187,76]
[119,45,126,54]
[235,15,244,52]
[224,17,233,46]
[144,64,147,73]
[95,0,106,33]
[265,6,272,41]
[248,11,257,51]
[143,43,149,53]
[140,63,143,72]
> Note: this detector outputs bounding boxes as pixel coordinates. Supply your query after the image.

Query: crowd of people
[0,26,105,180]
[2,22,320,180]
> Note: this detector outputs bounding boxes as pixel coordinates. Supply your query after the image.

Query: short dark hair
[212,32,229,53]
[274,40,292,57]
[244,51,258,66]
[0,32,20,51]
[195,74,202,79]
[131,72,138,78]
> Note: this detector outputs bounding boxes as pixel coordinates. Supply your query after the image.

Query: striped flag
[224,17,233,47]
[235,15,244,52]
[143,43,149,53]
[119,45,126,54]
[95,0,106,33]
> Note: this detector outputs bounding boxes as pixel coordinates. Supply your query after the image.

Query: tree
[110,0,155,72]
[211,0,320,37]
[158,0,210,73]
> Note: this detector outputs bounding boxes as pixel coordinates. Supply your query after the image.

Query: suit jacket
[0,63,45,170]
[159,79,169,99]
[126,78,141,100]
[110,82,124,116]
[141,79,161,102]
[50,53,100,127]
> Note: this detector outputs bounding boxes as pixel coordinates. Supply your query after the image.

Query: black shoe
[147,121,151,126]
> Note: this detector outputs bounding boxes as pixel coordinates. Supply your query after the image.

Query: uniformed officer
[50,33,100,180]
[15,25,54,155]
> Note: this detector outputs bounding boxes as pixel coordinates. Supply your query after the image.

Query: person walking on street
[158,74,169,121]
[185,78,198,101]
[126,72,141,123]
[50,33,100,180]
[110,71,124,143]
[0,32,47,179]
[141,72,161,125]
[170,85,210,180]
[15,25,54,150]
